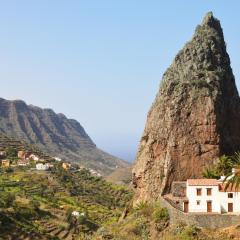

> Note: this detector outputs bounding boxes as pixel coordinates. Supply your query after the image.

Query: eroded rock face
[133,12,240,203]
[0,98,129,175]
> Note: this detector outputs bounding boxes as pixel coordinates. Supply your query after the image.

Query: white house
[36,163,50,171]
[54,157,62,162]
[71,211,85,218]
[183,176,240,214]
[17,159,30,166]
[0,151,6,157]
[29,154,40,161]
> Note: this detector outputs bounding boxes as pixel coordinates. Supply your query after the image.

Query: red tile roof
[187,179,219,186]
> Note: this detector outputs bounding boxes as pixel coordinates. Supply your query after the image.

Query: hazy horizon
[1,1,240,162]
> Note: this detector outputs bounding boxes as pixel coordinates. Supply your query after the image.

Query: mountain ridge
[0,97,129,175]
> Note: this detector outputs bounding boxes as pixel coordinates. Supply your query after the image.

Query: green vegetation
[202,152,240,192]
[0,164,132,239]
[203,153,240,179]
[92,202,170,240]
[5,147,18,159]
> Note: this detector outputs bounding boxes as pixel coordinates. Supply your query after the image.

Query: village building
[18,150,31,160]
[17,159,30,166]
[89,168,101,177]
[165,169,240,214]
[71,211,85,218]
[62,162,71,170]
[71,211,80,217]
[0,151,6,157]
[1,159,10,168]
[36,163,50,171]
[29,154,40,161]
[54,157,62,162]
[18,150,25,159]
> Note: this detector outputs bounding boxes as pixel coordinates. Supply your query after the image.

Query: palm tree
[216,155,233,176]
[224,167,240,191]
[223,152,240,191]
[230,151,240,165]
[202,155,232,179]
[202,168,219,179]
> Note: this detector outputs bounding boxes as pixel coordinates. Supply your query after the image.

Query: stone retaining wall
[159,197,240,229]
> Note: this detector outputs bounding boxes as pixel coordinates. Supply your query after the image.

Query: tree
[6,147,17,159]
[202,168,219,179]
[30,199,40,211]
[231,152,240,165]
[224,167,240,191]
[223,152,240,191]
[202,155,235,179]
[216,155,233,176]
[0,192,16,208]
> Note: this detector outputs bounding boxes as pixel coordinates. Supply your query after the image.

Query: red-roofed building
[187,179,219,186]
[165,169,240,214]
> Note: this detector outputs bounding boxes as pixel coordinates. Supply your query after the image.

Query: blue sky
[0,1,239,162]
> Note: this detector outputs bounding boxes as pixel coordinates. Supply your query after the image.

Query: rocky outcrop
[133,12,240,203]
[0,98,129,175]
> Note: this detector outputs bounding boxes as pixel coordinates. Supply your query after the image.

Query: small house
[17,159,30,166]
[62,162,71,170]
[18,150,26,159]
[1,159,10,168]
[54,157,62,162]
[36,163,50,171]
[71,211,85,218]
[29,154,40,161]
[185,178,240,214]
[18,151,31,160]
[166,169,240,214]
[0,151,6,157]
[72,211,80,217]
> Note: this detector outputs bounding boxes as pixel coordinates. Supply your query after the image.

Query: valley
[0,162,132,239]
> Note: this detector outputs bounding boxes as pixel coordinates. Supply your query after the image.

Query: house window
[207,188,212,196]
[196,188,202,196]
[196,200,200,205]
[228,193,233,198]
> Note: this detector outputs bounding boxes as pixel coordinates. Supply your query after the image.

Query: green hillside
[0,164,132,240]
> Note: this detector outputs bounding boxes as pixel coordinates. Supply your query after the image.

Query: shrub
[5,147,18,159]
[134,201,148,211]
[153,206,169,222]
[177,225,200,240]
[30,199,40,211]
[0,192,16,208]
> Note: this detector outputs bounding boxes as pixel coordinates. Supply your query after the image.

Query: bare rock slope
[0,98,128,175]
[133,12,240,203]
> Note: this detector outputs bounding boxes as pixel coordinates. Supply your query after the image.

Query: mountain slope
[0,98,128,175]
[133,12,240,203]
[0,165,132,239]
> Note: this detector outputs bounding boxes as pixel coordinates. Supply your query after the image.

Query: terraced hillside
[0,165,132,240]
[0,133,52,160]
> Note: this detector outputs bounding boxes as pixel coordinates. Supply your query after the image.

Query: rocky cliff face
[0,98,128,175]
[133,12,240,203]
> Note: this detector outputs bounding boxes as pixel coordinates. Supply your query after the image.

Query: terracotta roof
[187,179,219,186]
[219,184,240,192]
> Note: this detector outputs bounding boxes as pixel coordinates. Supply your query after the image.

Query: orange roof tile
[187,179,219,186]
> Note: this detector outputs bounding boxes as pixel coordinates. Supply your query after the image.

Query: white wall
[186,184,220,213]
[186,182,240,214]
[219,192,240,214]
[36,164,49,170]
